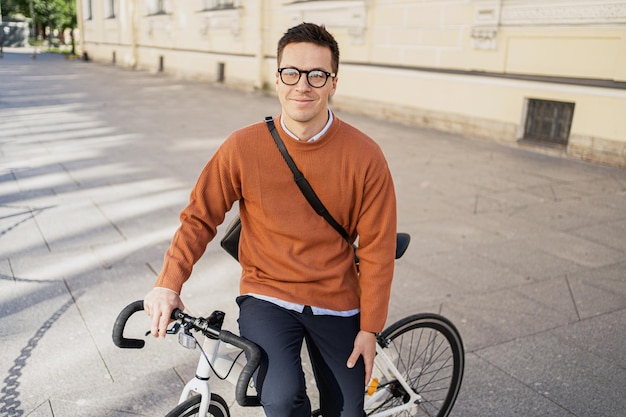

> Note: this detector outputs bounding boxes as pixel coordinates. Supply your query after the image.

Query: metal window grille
[204,0,236,9]
[523,99,575,146]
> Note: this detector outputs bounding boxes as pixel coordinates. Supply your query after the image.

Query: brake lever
[167,322,182,335]
[144,322,182,337]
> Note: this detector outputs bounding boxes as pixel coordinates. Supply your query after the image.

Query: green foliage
[1,0,76,31]
[1,0,23,17]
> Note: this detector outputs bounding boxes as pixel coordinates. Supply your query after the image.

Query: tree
[0,0,76,43]
[2,0,23,17]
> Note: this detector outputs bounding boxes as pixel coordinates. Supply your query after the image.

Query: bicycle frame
[177,335,247,416]
[365,343,423,416]
[177,331,423,417]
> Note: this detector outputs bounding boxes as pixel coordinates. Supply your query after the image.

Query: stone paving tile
[0,205,51,258]
[0,280,70,335]
[0,259,13,280]
[523,231,624,268]
[552,309,626,369]
[451,354,576,417]
[386,260,461,323]
[474,331,626,417]
[476,189,549,213]
[558,195,626,227]
[570,219,626,253]
[33,200,126,252]
[441,276,579,351]
[566,262,626,320]
[48,368,187,417]
[470,239,587,281]
[418,249,531,294]
[409,215,507,248]
[91,185,188,241]
[0,170,20,197]
[0,285,106,415]
[509,200,612,232]
[8,250,104,281]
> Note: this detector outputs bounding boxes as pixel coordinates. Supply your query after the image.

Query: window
[203,0,237,10]
[105,0,115,18]
[523,99,575,146]
[83,0,93,20]
[146,0,165,15]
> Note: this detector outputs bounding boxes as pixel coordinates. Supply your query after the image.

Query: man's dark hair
[277,22,340,74]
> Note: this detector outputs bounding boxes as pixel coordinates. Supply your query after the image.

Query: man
[144,23,397,417]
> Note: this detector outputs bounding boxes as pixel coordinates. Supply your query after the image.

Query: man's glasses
[278,67,336,88]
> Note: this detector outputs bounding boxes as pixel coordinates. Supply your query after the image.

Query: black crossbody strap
[265,116,350,243]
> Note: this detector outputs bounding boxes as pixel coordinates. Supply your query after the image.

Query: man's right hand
[144,287,185,339]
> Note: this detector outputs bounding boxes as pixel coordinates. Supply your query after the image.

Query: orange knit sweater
[155,116,397,332]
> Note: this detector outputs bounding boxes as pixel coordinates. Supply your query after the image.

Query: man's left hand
[347,330,377,385]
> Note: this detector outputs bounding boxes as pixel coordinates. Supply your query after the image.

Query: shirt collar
[281,109,333,142]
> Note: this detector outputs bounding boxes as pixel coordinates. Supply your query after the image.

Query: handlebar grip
[219,330,262,407]
[112,300,146,349]
[171,308,184,320]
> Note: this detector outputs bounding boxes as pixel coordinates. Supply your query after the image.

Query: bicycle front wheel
[366,314,464,417]
[164,393,230,417]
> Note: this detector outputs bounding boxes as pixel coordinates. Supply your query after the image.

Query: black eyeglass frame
[278,67,336,88]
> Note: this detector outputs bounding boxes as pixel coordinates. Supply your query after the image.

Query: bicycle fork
[178,332,248,415]
[178,359,213,416]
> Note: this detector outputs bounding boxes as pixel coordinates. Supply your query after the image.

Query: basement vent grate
[523,99,575,146]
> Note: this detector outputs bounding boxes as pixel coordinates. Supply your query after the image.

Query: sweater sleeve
[355,150,397,333]
[154,139,241,293]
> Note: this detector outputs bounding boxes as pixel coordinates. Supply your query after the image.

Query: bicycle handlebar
[112,300,262,407]
[218,329,262,407]
[112,300,146,349]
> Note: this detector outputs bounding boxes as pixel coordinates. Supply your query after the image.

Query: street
[1,49,625,416]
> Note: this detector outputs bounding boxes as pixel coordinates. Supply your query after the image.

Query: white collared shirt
[280,108,334,142]
[248,293,360,317]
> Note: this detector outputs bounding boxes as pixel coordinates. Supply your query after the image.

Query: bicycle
[112,233,465,417]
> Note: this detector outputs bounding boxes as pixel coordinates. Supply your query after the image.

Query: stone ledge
[568,135,626,169]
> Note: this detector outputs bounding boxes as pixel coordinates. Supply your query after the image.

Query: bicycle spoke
[368,314,464,417]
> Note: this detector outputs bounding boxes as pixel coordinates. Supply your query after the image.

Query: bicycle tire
[164,393,230,417]
[365,313,464,417]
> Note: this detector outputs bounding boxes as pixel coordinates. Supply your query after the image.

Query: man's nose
[295,74,312,90]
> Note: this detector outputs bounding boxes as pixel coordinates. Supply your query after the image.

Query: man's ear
[329,76,338,97]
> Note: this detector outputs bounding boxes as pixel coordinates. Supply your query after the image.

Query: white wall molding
[471,1,502,50]
[471,1,626,49]
[283,1,367,44]
[501,1,626,26]
[197,8,242,37]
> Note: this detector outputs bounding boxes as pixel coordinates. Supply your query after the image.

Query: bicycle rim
[164,393,230,417]
[366,314,464,417]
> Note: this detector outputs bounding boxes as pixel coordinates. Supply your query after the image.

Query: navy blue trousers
[237,296,365,417]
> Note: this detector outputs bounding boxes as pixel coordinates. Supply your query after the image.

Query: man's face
[276,42,338,135]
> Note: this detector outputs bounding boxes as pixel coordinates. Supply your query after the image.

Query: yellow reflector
[367,378,379,396]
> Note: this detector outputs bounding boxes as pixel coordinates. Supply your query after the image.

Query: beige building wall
[77,0,626,168]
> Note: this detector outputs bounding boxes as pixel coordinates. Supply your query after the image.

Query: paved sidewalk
[1,50,625,417]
